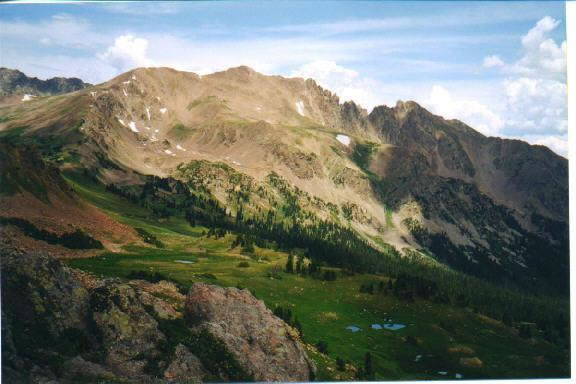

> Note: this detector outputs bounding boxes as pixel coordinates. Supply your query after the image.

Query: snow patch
[160,107,167,115]
[164,149,173,155]
[21,94,36,102]
[123,88,128,97]
[176,144,187,151]
[156,96,161,101]
[146,107,151,120]
[128,121,139,133]
[117,117,126,127]
[295,101,305,116]
[336,134,351,146]
[232,160,241,166]
[131,75,136,80]
[122,80,131,85]
[154,129,159,133]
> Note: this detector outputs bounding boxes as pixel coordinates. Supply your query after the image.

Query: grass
[167,123,196,141]
[63,175,569,381]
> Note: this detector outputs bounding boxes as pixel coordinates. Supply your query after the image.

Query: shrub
[134,227,165,248]
[237,261,250,268]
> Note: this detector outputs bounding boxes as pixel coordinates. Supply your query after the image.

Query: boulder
[459,356,483,368]
[184,283,315,382]
[90,280,166,377]
[163,344,206,383]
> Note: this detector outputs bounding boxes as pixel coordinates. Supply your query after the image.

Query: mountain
[0,66,567,292]
[0,67,91,103]
[0,67,570,382]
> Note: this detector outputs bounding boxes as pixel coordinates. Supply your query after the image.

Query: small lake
[383,323,406,331]
[370,323,406,331]
[174,260,194,264]
[346,325,361,332]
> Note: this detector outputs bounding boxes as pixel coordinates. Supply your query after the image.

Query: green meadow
[65,175,568,381]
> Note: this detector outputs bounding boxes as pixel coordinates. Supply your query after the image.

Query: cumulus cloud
[424,86,503,136]
[457,16,569,156]
[520,134,568,156]
[98,34,155,72]
[291,60,384,110]
[502,77,567,135]
[507,16,566,80]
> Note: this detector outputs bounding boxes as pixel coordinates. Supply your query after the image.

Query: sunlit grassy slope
[65,175,568,381]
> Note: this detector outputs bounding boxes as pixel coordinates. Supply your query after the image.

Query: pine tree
[285,252,294,273]
[296,254,303,274]
[336,357,346,371]
[364,352,373,378]
[293,317,303,336]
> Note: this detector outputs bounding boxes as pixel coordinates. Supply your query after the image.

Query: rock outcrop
[1,248,315,383]
[185,283,316,382]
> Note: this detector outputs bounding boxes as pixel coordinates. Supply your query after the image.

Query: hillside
[0,66,568,293]
[0,66,569,382]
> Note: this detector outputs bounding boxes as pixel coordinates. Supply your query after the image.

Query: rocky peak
[0,67,91,97]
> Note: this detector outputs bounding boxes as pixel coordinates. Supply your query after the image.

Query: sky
[0,1,568,156]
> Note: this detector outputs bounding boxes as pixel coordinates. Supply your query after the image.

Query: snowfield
[336,134,351,146]
[295,101,305,116]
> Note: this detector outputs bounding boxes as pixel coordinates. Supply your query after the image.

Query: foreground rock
[185,282,316,382]
[2,248,315,383]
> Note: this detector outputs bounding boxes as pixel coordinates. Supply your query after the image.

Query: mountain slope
[0,67,91,104]
[0,66,568,293]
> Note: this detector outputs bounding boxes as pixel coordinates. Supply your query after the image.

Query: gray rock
[163,344,206,383]
[90,281,166,377]
[185,283,316,382]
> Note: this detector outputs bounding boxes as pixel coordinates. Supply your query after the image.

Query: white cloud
[506,16,566,80]
[98,34,155,72]
[502,77,567,134]
[521,134,568,157]
[0,13,106,49]
[424,85,503,136]
[293,60,359,85]
[483,55,504,68]
[469,16,568,156]
[291,60,384,110]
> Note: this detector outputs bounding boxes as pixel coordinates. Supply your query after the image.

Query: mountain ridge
[0,65,569,383]
[0,67,92,102]
[0,65,568,293]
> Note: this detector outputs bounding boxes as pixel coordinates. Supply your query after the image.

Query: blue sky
[0,1,568,155]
